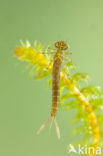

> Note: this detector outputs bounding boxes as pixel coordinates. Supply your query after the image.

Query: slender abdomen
[51,58,61,117]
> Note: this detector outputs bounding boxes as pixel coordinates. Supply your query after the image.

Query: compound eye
[55,42,59,48]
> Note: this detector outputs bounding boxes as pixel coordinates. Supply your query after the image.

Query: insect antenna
[47,47,56,51]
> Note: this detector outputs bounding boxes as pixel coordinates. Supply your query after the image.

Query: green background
[0,0,103,156]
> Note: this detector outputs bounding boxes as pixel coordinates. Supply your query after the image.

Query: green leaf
[81,86,102,101]
[64,100,78,110]
[37,42,42,52]
[61,92,74,101]
[34,70,51,80]
[72,73,90,84]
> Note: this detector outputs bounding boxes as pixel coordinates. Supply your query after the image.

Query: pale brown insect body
[37,41,69,139]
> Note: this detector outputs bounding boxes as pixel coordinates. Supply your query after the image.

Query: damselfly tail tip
[37,124,45,135]
[37,116,52,135]
[37,116,60,140]
[49,117,53,135]
[54,117,60,140]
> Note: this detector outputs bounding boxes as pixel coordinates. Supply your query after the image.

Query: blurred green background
[0,0,103,156]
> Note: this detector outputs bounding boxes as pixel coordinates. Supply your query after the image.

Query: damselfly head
[54,41,69,50]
